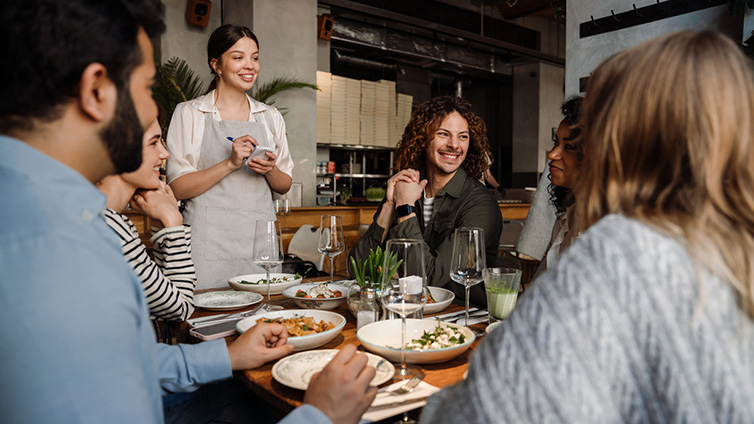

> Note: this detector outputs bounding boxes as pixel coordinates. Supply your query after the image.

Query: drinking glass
[380,239,427,380]
[449,227,486,336]
[483,267,521,323]
[318,215,345,283]
[253,220,284,311]
[274,198,290,229]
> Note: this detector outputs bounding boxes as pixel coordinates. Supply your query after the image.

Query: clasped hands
[130,182,182,229]
[386,168,427,210]
[228,323,378,424]
[229,134,277,176]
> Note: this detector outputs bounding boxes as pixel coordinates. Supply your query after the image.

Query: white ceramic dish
[194,291,263,311]
[282,282,348,310]
[228,273,303,295]
[236,309,346,351]
[272,349,394,390]
[485,321,503,335]
[423,287,455,315]
[357,319,475,364]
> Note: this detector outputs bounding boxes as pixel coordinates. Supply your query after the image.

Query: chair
[288,225,325,271]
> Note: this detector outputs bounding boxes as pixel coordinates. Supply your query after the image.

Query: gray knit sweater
[421,214,754,423]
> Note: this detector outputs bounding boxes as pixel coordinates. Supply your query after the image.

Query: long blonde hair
[575,31,754,317]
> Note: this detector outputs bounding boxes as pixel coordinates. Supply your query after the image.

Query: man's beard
[100,84,144,174]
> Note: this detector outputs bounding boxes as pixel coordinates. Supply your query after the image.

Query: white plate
[272,349,394,390]
[236,309,346,351]
[358,319,475,364]
[282,282,348,310]
[423,287,455,315]
[228,273,303,295]
[194,291,263,311]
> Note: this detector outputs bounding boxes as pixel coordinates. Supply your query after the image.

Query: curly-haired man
[350,96,503,305]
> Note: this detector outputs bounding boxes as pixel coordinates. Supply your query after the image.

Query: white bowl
[357,319,475,364]
[423,287,455,315]
[236,309,345,351]
[228,273,302,295]
[282,282,348,310]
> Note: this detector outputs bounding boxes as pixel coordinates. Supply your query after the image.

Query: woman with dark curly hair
[534,96,583,277]
[350,96,502,306]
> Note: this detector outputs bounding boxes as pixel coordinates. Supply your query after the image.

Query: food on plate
[240,273,300,285]
[294,283,343,299]
[403,321,466,350]
[257,315,336,337]
[426,288,436,304]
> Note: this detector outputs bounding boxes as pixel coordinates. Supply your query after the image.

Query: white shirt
[165,90,294,183]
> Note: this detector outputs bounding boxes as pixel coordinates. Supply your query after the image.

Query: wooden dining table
[176,276,490,418]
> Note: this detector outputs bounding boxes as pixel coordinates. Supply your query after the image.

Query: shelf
[317,143,394,151]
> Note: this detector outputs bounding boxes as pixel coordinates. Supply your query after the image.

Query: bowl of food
[236,309,346,351]
[282,282,348,310]
[228,273,302,295]
[357,319,475,364]
[423,287,455,315]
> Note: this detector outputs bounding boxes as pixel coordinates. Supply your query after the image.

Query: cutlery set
[188,304,264,328]
[426,307,489,324]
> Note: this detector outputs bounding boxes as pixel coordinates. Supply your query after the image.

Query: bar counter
[124,202,530,275]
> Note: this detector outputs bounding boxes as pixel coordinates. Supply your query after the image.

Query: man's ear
[78,63,116,122]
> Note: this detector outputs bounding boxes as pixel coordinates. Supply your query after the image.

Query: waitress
[166,25,293,289]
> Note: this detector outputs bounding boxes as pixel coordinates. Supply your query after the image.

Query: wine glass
[380,239,427,380]
[274,198,290,229]
[253,220,284,311]
[318,215,345,284]
[449,227,486,336]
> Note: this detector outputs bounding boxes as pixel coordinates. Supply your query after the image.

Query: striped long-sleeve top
[104,208,196,321]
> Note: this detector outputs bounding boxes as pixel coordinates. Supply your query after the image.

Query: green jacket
[349,168,503,306]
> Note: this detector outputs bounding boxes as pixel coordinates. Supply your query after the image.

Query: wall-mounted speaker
[186,0,212,27]
[317,14,334,41]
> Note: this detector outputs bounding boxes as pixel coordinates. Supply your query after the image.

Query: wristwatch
[395,204,416,218]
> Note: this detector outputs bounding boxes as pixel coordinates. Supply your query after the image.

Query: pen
[226,136,234,142]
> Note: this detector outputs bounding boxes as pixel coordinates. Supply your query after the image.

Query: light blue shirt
[0,137,329,424]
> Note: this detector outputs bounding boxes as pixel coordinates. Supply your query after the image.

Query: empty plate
[194,291,263,311]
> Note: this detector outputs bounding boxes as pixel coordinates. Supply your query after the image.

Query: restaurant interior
[141,0,746,421]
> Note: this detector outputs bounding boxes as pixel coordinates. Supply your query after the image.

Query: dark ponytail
[206,24,259,93]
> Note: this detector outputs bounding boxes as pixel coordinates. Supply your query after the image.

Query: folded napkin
[359,381,440,423]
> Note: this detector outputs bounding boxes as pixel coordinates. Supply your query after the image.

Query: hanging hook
[591,15,599,27]
[633,4,643,17]
[611,10,621,22]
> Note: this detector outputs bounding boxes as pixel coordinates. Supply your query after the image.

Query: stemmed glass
[274,198,290,229]
[253,220,284,311]
[380,239,427,380]
[449,227,486,336]
[318,215,345,283]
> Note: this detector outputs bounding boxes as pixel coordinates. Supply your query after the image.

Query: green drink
[483,267,521,323]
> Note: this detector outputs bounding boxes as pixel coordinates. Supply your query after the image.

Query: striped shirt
[104,208,196,321]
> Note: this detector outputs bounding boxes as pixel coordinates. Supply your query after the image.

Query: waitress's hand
[229,135,256,169]
[248,150,277,176]
[130,182,183,229]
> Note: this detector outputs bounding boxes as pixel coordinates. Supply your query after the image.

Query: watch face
[396,204,415,217]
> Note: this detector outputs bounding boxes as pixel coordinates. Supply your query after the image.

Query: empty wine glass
[318,215,344,283]
[380,238,427,380]
[274,198,290,229]
[253,220,284,311]
[449,227,486,336]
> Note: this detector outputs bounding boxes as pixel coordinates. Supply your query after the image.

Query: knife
[367,394,433,412]
[428,307,478,321]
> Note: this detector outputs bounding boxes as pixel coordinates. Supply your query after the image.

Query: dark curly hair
[548,95,583,215]
[394,96,491,181]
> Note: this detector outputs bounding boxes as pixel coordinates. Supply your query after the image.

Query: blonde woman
[421,31,754,422]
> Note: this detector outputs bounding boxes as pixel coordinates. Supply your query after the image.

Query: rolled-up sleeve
[166,102,201,183]
[157,339,232,394]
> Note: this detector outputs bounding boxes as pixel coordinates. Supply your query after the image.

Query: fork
[388,370,426,396]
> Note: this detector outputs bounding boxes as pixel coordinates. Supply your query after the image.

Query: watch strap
[395,204,416,218]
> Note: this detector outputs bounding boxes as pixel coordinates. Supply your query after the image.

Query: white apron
[183,115,277,289]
